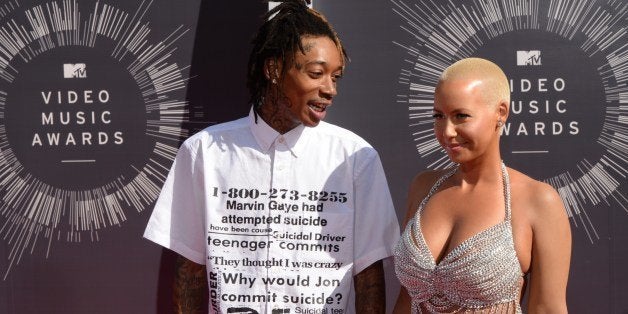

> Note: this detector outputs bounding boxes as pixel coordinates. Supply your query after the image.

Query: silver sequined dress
[394,163,524,313]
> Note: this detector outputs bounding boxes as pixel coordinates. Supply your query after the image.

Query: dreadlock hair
[246,0,348,114]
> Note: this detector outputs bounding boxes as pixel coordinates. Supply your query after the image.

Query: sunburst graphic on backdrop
[0,0,203,278]
[391,0,627,243]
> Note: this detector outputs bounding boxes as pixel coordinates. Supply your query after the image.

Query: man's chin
[300,115,323,128]
[304,120,321,128]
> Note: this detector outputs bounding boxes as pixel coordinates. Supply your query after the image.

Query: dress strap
[417,167,458,214]
[501,162,512,221]
[416,164,511,220]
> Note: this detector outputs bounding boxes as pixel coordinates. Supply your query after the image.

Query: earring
[272,78,277,84]
[497,120,503,127]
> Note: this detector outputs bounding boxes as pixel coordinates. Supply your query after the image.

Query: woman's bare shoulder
[409,168,451,192]
[507,167,567,222]
[402,168,454,224]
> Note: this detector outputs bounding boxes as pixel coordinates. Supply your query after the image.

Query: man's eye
[456,113,470,119]
[309,72,323,78]
[432,113,443,119]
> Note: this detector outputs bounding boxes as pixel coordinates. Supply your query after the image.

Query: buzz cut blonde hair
[438,57,510,107]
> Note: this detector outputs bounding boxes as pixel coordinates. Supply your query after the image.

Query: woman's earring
[497,120,503,127]
[272,78,277,84]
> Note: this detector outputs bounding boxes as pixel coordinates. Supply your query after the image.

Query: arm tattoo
[354,260,386,313]
[174,255,208,314]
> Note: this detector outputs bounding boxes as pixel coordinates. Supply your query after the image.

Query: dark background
[1,1,626,313]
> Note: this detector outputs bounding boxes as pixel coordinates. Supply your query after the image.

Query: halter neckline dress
[394,163,524,313]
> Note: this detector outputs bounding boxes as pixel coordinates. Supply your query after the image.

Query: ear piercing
[497,120,503,127]
[272,78,277,84]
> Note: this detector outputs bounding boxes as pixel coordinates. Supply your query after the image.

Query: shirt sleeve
[352,148,400,275]
[143,139,207,265]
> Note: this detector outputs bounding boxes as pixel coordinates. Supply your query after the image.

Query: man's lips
[308,101,331,112]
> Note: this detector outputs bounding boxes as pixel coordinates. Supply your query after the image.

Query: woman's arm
[527,183,571,313]
[393,286,412,314]
[392,170,440,314]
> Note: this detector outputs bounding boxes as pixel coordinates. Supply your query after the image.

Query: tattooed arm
[354,259,386,313]
[174,255,208,314]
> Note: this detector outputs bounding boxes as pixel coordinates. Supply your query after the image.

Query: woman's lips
[445,143,464,152]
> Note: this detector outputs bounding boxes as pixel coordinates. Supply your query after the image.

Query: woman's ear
[497,99,509,122]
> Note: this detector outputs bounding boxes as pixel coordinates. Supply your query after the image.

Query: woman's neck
[456,154,504,185]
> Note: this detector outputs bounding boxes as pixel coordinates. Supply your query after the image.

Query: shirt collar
[248,108,308,157]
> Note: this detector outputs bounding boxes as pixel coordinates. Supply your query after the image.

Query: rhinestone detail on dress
[394,162,524,313]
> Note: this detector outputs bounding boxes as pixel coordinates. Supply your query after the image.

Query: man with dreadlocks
[144,1,399,313]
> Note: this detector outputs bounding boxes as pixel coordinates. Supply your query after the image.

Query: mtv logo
[63,63,87,78]
[516,51,541,66]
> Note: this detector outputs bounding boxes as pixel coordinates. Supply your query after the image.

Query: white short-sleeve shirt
[144,109,399,313]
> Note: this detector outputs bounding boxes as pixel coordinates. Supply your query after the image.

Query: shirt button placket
[276,136,286,172]
[271,135,289,303]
